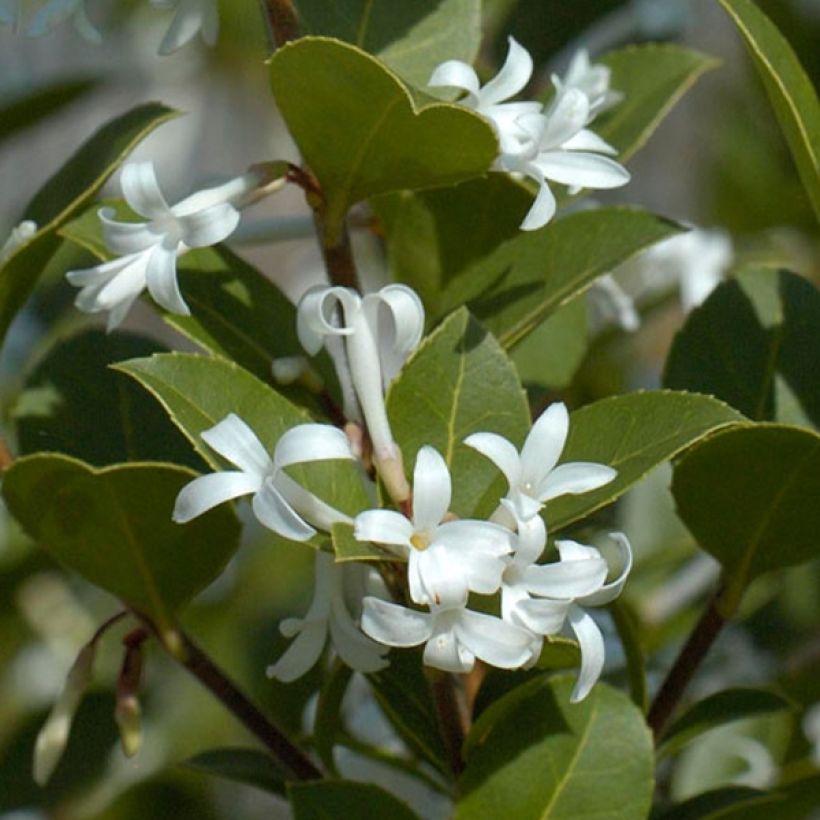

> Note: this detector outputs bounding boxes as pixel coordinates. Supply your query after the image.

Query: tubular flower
[429,36,542,158]
[151,0,219,55]
[361,597,533,675]
[1,219,37,263]
[464,401,616,525]
[297,284,424,502]
[173,413,355,542]
[354,446,514,608]
[27,0,101,43]
[267,551,388,681]
[65,161,269,330]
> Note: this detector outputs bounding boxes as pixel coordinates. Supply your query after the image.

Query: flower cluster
[430,39,630,231]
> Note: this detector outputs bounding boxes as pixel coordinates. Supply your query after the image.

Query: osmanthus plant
[0,0,819,817]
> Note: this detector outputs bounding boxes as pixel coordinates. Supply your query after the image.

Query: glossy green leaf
[114,353,369,518]
[269,37,496,243]
[386,308,530,518]
[664,269,820,426]
[656,787,768,820]
[332,522,395,562]
[288,780,421,820]
[183,748,287,796]
[295,0,481,88]
[0,78,97,143]
[547,390,745,531]
[672,423,820,611]
[12,329,200,469]
[660,688,793,756]
[368,649,448,775]
[457,675,653,820]
[2,455,241,635]
[0,103,178,344]
[439,207,683,349]
[595,44,720,162]
[718,0,820,222]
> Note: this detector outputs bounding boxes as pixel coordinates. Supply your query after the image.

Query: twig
[429,671,468,777]
[260,0,300,49]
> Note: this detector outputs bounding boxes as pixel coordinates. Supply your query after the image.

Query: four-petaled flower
[354,446,514,608]
[464,401,616,524]
[173,413,354,542]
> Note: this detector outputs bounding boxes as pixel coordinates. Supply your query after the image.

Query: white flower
[267,552,388,681]
[588,272,641,333]
[1,219,37,263]
[361,597,533,674]
[355,446,513,608]
[502,88,630,230]
[464,401,616,524]
[173,413,355,542]
[500,518,633,702]
[429,36,543,158]
[66,162,261,329]
[33,643,96,785]
[27,0,102,44]
[553,49,623,119]
[151,0,219,56]
[297,284,424,502]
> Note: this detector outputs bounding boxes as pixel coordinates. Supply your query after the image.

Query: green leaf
[295,0,482,88]
[373,174,532,314]
[11,329,200,469]
[660,688,793,756]
[313,662,353,773]
[0,103,178,344]
[332,522,395,562]
[456,676,653,820]
[439,207,683,349]
[287,781,421,820]
[2,455,240,635]
[656,787,767,820]
[386,308,530,518]
[0,78,97,144]
[546,390,745,532]
[114,353,369,519]
[595,44,720,162]
[183,748,287,796]
[368,649,448,775]
[671,423,820,612]
[664,269,820,427]
[718,0,820,223]
[268,37,496,243]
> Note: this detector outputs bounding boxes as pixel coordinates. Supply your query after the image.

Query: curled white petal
[428,59,481,102]
[411,446,452,535]
[479,37,533,106]
[201,413,271,476]
[354,509,414,552]
[145,242,189,315]
[361,597,432,648]
[538,462,617,502]
[273,423,352,470]
[577,532,633,607]
[463,432,522,490]
[567,604,605,703]
[252,479,316,541]
[173,471,261,523]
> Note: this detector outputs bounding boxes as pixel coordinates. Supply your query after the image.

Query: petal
[361,597,431,648]
[72,2,101,43]
[519,175,557,231]
[105,292,140,331]
[90,254,149,311]
[567,604,605,702]
[252,480,315,541]
[200,413,271,476]
[275,473,352,532]
[514,514,547,564]
[119,162,171,219]
[540,88,589,147]
[328,600,389,674]
[266,620,327,682]
[172,471,261,522]
[463,431,521,489]
[99,208,156,255]
[157,0,205,54]
[463,551,507,596]
[175,202,240,247]
[413,545,469,608]
[555,539,601,563]
[561,128,618,155]
[479,37,533,107]
[354,509,413,551]
[456,608,533,669]
[428,60,480,104]
[520,402,569,487]
[524,556,608,598]
[423,612,473,673]
[273,423,352,470]
[296,285,358,355]
[503,492,544,524]
[538,462,617,502]
[578,532,633,607]
[434,520,514,558]
[145,243,189,315]
[412,446,451,533]
[513,597,571,634]
[534,151,630,190]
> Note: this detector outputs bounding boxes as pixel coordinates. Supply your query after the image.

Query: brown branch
[260,0,300,49]
[430,671,468,777]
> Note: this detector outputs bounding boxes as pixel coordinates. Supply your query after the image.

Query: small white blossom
[267,552,388,681]
[173,413,354,542]
[553,49,623,119]
[297,284,424,502]
[27,0,102,44]
[355,446,514,608]
[1,219,37,263]
[464,401,616,524]
[588,273,641,333]
[361,597,533,674]
[151,0,219,55]
[66,162,264,329]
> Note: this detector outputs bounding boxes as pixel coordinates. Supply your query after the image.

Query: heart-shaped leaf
[269,37,497,242]
[2,455,241,635]
[672,423,820,612]
[287,781,421,820]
